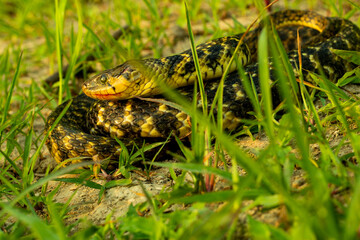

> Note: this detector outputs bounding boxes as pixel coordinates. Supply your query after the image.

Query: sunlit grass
[0,0,359,239]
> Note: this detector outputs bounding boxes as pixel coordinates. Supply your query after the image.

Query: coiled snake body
[46,10,360,163]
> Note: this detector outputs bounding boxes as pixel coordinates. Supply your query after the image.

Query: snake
[45,10,360,164]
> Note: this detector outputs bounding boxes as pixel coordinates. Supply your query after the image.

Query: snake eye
[99,74,108,83]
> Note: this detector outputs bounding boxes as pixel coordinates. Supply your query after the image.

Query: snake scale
[46,10,360,164]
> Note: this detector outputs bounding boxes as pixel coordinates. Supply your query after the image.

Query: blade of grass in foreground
[63,0,84,99]
[184,1,208,191]
[55,0,67,104]
[258,24,275,141]
[0,49,9,104]
[1,52,22,141]
[184,1,207,114]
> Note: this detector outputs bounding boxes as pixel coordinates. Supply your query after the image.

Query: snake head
[82,61,151,100]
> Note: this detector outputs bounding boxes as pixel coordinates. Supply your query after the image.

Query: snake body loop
[46,10,360,163]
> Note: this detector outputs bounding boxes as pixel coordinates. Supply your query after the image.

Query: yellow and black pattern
[82,36,250,100]
[46,10,360,163]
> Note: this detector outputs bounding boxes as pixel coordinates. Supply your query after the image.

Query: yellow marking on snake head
[82,61,150,100]
[141,86,153,96]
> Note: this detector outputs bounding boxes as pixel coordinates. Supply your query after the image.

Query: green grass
[0,0,360,239]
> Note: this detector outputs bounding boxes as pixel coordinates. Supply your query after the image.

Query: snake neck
[143,34,251,90]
